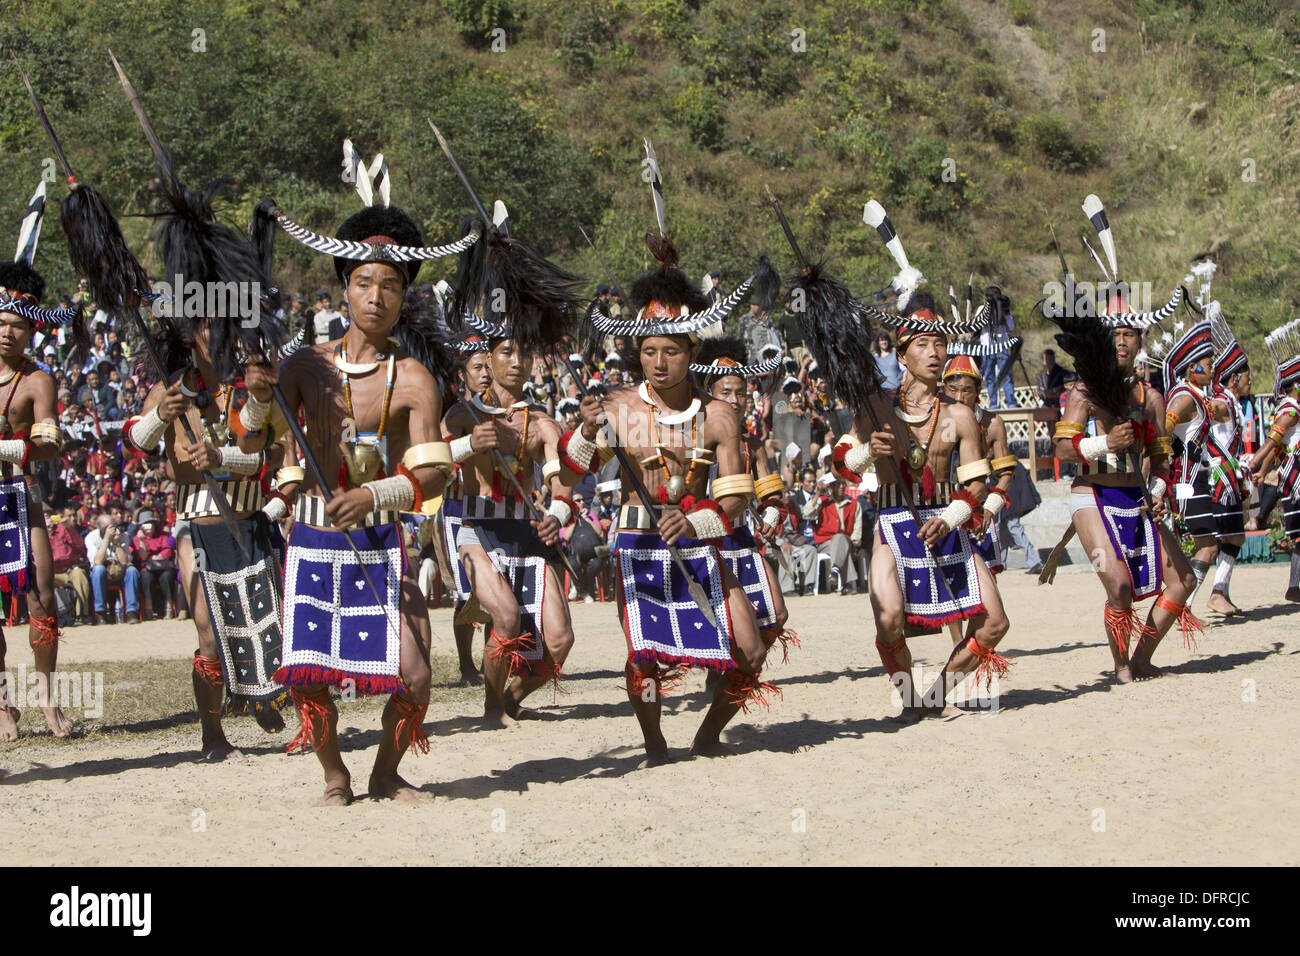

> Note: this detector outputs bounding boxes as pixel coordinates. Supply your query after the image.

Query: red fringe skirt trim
[273,665,405,697]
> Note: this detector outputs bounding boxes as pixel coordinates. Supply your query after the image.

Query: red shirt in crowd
[811,495,858,546]
[49,520,87,574]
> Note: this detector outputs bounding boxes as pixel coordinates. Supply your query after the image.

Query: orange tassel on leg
[285,686,333,754]
[392,694,430,756]
[965,636,1013,691]
[1103,604,1138,658]
[724,669,781,714]
[487,629,535,678]
[29,613,59,648]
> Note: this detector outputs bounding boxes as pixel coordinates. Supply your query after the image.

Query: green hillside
[2,0,1297,382]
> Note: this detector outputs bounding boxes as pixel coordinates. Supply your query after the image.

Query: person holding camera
[84,509,141,624]
[133,508,177,619]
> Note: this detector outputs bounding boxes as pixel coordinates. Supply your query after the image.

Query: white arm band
[938,497,973,531]
[1148,476,1167,500]
[761,506,780,527]
[546,498,573,526]
[239,395,271,433]
[844,442,875,475]
[562,429,597,471]
[451,434,476,463]
[130,407,167,450]
[364,474,416,512]
[262,495,288,522]
[541,459,562,483]
[984,491,1007,517]
[1077,434,1110,462]
[0,439,26,465]
[687,507,729,540]
[217,446,264,476]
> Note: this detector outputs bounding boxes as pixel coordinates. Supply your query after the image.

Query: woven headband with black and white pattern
[0,293,78,328]
[946,336,1022,358]
[586,273,754,337]
[859,303,988,337]
[689,355,783,377]
[1098,285,1183,329]
[266,204,481,263]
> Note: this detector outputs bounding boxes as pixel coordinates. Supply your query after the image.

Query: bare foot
[253,706,286,734]
[939,704,966,719]
[198,737,243,762]
[40,705,73,738]
[0,706,18,742]
[458,668,484,687]
[1131,660,1165,681]
[637,746,675,769]
[891,706,924,725]
[368,772,429,802]
[1206,591,1241,616]
[320,784,354,806]
[689,737,734,758]
[482,707,518,730]
[1286,587,1300,603]
[1114,665,1134,684]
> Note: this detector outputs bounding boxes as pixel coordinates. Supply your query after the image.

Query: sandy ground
[2,563,1297,866]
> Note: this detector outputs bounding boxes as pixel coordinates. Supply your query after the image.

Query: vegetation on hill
[2,0,1297,382]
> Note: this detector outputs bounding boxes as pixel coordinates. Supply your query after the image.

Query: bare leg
[177,533,238,758]
[289,683,351,804]
[1130,526,1198,679]
[370,540,434,801]
[27,517,71,736]
[505,563,575,718]
[454,619,482,685]
[867,532,921,721]
[616,576,672,766]
[1070,502,1144,683]
[691,563,769,757]
[917,555,1010,715]
[459,544,522,728]
[0,628,17,740]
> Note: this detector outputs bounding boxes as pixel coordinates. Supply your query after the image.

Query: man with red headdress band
[1050,280,1199,682]
[835,290,1012,721]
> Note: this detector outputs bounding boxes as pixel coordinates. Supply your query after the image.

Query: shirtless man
[437,335,493,685]
[691,338,793,653]
[0,264,74,739]
[249,203,454,803]
[127,328,287,760]
[941,355,1017,576]
[565,242,771,762]
[1204,327,1251,616]
[834,294,1009,720]
[1052,311,1198,681]
[442,336,581,727]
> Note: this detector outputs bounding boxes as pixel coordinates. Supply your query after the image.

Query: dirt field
[2,563,1297,866]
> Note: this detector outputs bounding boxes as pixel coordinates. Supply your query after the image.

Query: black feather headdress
[786,262,882,410]
[1044,300,1130,418]
[750,254,781,313]
[451,211,582,356]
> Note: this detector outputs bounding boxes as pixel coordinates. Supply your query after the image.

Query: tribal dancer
[248,155,473,802]
[1252,319,1300,602]
[1158,317,1230,610]
[442,328,582,727]
[1204,301,1251,616]
[0,183,82,739]
[1045,193,1196,681]
[572,233,774,763]
[690,337,796,658]
[940,354,1017,577]
[832,200,1008,719]
[437,330,492,685]
[100,69,295,759]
